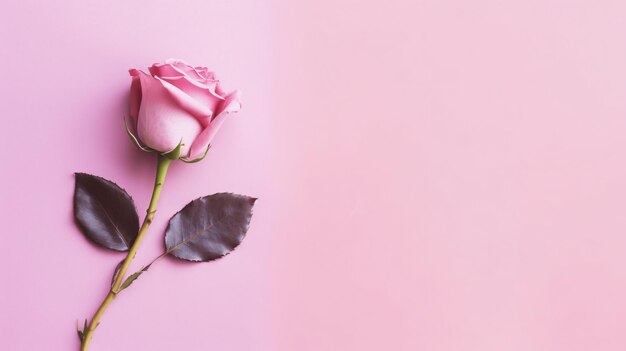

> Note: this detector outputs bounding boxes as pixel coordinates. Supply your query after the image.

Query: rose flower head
[126,59,241,162]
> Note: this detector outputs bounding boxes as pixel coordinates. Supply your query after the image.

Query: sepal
[124,116,154,153]
[180,145,211,163]
[161,139,183,160]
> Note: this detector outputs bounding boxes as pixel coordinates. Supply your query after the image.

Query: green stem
[80,155,172,351]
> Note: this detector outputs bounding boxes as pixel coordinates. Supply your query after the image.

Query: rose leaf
[73,173,140,251]
[164,193,256,262]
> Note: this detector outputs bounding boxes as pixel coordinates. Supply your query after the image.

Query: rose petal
[215,82,228,98]
[128,69,142,124]
[149,63,184,78]
[135,70,202,156]
[172,62,205,81]
[195,67,209,79]
[213,90,242,117]
[195,67,218,81]
[153,59,205,81]
[157,75,224,121]
[187,91,241,160]
[150,64,220,91]
[153,75,215,123]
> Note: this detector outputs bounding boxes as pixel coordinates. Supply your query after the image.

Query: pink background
[2,0,626,350]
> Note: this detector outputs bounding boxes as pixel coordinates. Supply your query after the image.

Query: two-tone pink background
[2,0,626,350]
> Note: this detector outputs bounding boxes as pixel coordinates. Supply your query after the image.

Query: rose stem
[80,155,172,351]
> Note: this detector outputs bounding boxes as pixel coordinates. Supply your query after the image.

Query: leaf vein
[168,224,214,254]
[91,195,129,248]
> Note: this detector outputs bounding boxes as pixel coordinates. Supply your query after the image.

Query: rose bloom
[127,59,241,161]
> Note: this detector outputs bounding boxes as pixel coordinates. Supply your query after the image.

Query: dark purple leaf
[164,193,256,262]
[73,173,139,251]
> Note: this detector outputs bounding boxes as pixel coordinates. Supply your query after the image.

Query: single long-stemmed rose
[74,60,255,351]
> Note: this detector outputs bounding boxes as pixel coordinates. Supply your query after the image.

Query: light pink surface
[1,1,626,350]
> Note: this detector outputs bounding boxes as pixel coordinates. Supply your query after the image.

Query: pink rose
[126,59,241,161]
